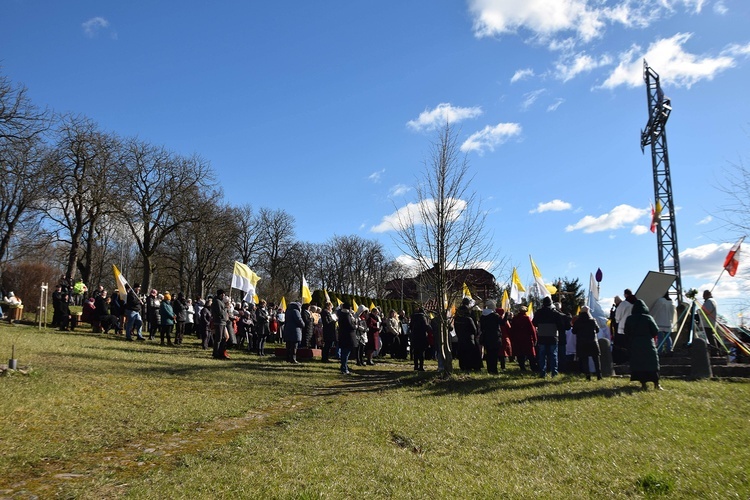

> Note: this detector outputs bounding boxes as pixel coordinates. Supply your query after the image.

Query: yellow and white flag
[351,297,359,312]
[527,301,534,318]
[510,267,526,302]
[232,262,261,302]
[529,255,551,299]
[301,275,312,304]
[500,289,510,311]
[112,264,128,298]
[462,282,472,300]
[280,296,287,311]
[324,289,331,303]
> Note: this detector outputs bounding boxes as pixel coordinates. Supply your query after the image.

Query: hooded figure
[479,300,501,374]
[624,299,662,390]
[573,305,601,380]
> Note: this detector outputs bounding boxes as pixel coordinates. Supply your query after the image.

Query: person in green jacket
[624,299,662,390]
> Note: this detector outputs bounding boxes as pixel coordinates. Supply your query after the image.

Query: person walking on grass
[479,300,501,374]
[533,296,565,378]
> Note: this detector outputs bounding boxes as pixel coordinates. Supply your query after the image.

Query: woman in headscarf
[159,293,175,346]
[624,299,662,390]
[572,305,602,380]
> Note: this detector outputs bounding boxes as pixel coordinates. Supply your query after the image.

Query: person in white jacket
[650,292,675,354]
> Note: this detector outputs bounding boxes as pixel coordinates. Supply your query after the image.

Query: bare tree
[392,123,496,374]
[0,73,49,143]
[44,115,117,282]
[257,207,296,292]
[118,138,215,291]
[234,203,264,267]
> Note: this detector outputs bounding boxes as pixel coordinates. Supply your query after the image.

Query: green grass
[1,323,749,499]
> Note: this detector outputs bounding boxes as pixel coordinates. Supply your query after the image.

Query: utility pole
[640,60,683,302]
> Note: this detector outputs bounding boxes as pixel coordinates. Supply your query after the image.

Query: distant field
[1,323,748,499]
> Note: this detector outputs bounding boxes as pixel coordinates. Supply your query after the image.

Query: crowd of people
[48,274,734,389]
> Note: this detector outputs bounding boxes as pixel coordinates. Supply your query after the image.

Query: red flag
[723,236,745,277]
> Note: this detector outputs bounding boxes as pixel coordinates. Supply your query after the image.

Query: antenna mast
[640,60,683,302]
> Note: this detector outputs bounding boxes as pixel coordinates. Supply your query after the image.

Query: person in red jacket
[511,306,538,372]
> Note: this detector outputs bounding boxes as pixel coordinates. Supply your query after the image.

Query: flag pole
[709,268,725,294]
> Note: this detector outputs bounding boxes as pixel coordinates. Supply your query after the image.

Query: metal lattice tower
[640,60,683,302]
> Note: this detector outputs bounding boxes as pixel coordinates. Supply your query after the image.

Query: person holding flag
[124,283,146,342]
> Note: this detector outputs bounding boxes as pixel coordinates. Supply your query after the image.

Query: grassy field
[1,322,749,499]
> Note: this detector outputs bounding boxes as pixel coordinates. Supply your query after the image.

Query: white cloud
[407,103,483,132]
[468,0,606,43]
[631,225,649,235]
[530,199,572,213]
[389,184,412,197]
[521,89,545,110]
[697,215,713,225]
[547,98,565,111]
[82,17,110,37]
[511,68,534,83]
[460,122,522,154]
[565,204,649,233]
[368,169,385,183]
[713,1,728,15]
[554,52,612,82]
[370,198,467,233]
[600,33,737,89]
[679,242,732,280]
[468,0,710,47]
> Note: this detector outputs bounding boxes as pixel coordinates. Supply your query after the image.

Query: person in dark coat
[479,300,501,374]
[198,298,212,350]
[300,303,314,348]
[511,306,538,372]
[625,299,662,390]
[409,307,430,371]
[336,303,357,374]
[58,293,71,331]
[146,289,161,340]
[532,296,565,377]
[94,290,118,334]
[321,302,337,362]
[159,293,175,346]
[454,298,481,371]
[173,292,187,345]
[573,306,602,380]
[283,302,304,364]
[366,308,382,365]
[256,300,270,354]
[211,289,230,359]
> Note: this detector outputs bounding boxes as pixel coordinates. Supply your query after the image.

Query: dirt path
[1,366,409,499]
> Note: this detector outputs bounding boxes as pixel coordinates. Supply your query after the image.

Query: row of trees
[0,72,405,304]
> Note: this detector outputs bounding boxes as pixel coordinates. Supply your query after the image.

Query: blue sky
[3,0,750,322]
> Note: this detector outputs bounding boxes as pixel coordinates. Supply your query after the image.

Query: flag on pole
[510,267,525,302]
[723,236,745,277]
[231,262,261,302]
[351,297,359,312]
[336,297,343,307]
[650,200,662,233]
[280,296,287,311]
[529,255,551,299]
[112,264,128,298]
[462,283,472,300]
[370,301,376,310]
[527,301,534,318]
[301,275,312,304]
[500,289,510,311]
[253,294,259,304]
[324,289,331,303]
